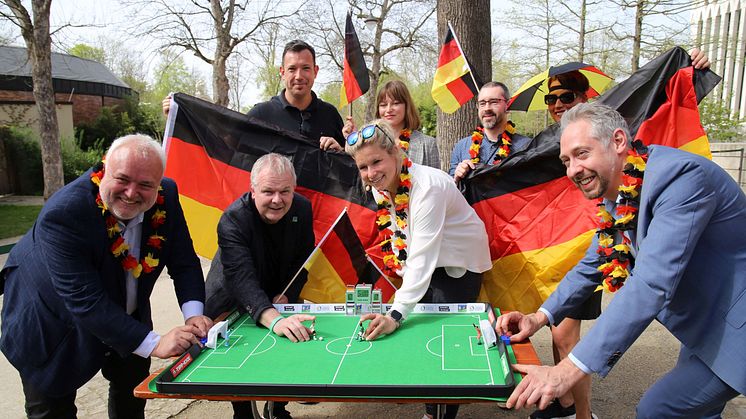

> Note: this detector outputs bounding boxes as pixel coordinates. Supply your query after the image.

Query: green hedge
[0,126,103,195]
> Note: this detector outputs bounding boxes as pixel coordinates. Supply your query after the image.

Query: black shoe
[528,399,576,419]
[263,402,293,419]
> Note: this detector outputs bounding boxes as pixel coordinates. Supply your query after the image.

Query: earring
[365,185,371,192]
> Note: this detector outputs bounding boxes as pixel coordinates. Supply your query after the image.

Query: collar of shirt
[278,89,319,112]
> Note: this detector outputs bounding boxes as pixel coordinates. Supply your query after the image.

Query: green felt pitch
[155,304,521,401]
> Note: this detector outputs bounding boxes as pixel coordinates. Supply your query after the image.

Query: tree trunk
[9,0,64,199]
[435,0,491,171]
[212,53,230,107]
[631,0,644,72]
[211,0,230,107]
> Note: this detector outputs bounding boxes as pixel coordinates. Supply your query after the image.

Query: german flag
[299,209,396,303]
[163,95,384,303]
[339,11,369,108]
[462,47,721,313]
[431,24,479,114]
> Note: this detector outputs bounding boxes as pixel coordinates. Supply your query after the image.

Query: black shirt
[247,89,345,147]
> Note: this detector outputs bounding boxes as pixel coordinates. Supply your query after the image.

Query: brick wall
[0,90,126,126]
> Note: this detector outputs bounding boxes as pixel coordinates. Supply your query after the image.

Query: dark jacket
[204,192,315,321]
[0,170,204,396]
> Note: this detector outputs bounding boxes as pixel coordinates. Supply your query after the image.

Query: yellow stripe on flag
[300,250,347,303]
[478,229,596,313]
[679,135,712,160]
[179,194,222,258]
[432,55,468,87]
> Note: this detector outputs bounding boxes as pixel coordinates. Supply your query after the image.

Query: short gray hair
[560,102,630,149]
[251,153,297,189]
[106,134,166,170]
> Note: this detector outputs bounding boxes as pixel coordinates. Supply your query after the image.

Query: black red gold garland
[375,131,412,279]
[90,161,166,278]
[596,140,648,292]
[468,121,517,165]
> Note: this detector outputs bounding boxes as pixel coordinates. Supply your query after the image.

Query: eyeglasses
[544,92,577,105]
[346,124,395,146]
[299,111,311,135]
[477,98,507,108]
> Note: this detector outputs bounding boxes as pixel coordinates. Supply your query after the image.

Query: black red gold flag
[431,23,479,113]
[339,11,370,108]
[461,47,720,313]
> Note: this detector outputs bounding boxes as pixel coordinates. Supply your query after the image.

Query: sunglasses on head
[544,91,577,105]
[346,124,395,146]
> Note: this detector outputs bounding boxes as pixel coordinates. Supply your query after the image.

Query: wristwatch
[387,309,403,329]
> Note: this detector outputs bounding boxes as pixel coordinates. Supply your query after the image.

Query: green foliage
[67,43,107,63]
[143,51,208,105]
[75,95,163,151]
[0,126,43,195]
[700,97,745,143]
[0,205,43,240]
[0,126,101,194]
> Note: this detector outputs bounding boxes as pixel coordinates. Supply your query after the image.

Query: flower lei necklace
[469,120,516,165]
[596,140,648,292]
[375,129,413,278]
[90,161,166,278]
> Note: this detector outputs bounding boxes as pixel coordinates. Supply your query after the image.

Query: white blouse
[372,164,492,318]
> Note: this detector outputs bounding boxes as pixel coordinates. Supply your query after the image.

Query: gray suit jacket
[543,145,746,394]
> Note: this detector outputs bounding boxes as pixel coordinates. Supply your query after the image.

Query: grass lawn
[0,205,43,240]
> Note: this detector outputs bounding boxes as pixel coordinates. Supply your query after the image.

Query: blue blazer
[0,170,205,396]
[543,145,746,394]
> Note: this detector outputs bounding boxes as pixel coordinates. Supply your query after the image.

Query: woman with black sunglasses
[545,71,590,123]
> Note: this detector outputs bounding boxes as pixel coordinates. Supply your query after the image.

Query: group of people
[2,37,744,419]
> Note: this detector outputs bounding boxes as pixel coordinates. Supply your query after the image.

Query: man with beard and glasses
[449,81,532,182]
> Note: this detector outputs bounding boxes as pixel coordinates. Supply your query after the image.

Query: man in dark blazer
[497,103,745,418]
[204,152,316,419]
[1,134,212,418]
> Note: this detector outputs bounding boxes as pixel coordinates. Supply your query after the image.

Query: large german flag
[163,96,383,303]
[462,47,721,313]
[299,209,396,303]
[339,11,369,108]
[431,24,479,114]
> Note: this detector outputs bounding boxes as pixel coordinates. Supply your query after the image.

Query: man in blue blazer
[1,134,212,418]
[497,103,745,418]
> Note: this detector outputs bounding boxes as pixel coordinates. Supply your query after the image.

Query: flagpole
[365,254,398,291]
[447,21,480,91]
[277,207,349,299]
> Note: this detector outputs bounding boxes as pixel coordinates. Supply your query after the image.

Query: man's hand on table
[186,315,213,338]
[495,311,547,343]
[273,314,316,343]
[506,358,587,411]
[151,325,202,358]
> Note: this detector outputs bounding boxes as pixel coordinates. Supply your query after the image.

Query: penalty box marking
[440,325,492,373]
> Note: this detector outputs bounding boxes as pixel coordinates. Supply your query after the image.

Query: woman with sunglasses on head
[343,80,441,168]
[345,120,490,419]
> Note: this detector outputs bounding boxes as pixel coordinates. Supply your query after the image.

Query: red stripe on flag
[342,57,364,103]
[446,75,476,105]
[437,39,462,67]
[165,137,248,210]
[319,231,359,285]
[635,67,707,149]
[473,176,597,259]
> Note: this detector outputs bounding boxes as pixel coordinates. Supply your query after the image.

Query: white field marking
[440,324,490,372]
[481,333,495,385]
[468,335,489,356]
[330,320,366,384]
[325,337,372,356]
[426,335,442,357]
[237,333,277,369]
[181,313,254,381]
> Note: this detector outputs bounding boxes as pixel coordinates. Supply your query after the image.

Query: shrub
[75,94,164,151]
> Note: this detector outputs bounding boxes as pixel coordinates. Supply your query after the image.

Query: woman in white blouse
[345,120,491,336]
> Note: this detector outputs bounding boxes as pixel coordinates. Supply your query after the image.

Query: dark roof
[0,45,134,98]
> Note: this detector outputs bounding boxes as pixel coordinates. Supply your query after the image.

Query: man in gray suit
[497,102,745,418]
